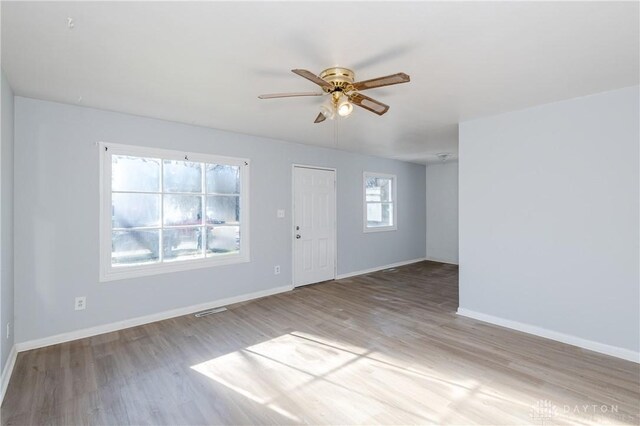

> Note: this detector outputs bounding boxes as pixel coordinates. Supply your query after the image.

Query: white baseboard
[457,308,639,363]
[0,345,17,405]
[336,257,426,280]
[425,257,459,265]
[15,285,293,353]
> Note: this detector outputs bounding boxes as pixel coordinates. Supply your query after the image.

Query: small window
[100,142,250,281]
[363,172,397,232]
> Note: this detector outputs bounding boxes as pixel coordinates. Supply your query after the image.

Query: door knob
[296,234,301,239]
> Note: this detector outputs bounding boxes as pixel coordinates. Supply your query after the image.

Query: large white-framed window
[363,172,397,233]
[99,142,250,281]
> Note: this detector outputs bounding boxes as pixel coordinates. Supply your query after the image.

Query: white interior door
[293,166,336,287]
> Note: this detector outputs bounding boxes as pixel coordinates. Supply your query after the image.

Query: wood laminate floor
[1,261,639,425]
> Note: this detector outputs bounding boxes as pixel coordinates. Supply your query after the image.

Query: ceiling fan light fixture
[320,103,335,120]
[337,99,353,117]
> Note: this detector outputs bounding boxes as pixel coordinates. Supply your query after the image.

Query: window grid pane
[365,178,393,202]
[163,160,203,193]
[366,202,394,227]
[206,225,240,256]
[112,156,161,192]
[112,229,161,266]
[206,195,240,225]
[206,164,240,194]
[163,227,205,262]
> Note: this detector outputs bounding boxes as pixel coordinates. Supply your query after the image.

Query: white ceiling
[2,2,638,164]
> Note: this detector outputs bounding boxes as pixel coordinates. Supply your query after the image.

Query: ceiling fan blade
[314,112,327,123]
[292,69,334,90]
[352,72,410,91]
[350,93,390,116]
[258,92,323,99]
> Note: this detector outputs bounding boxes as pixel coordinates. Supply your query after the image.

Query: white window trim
[363,171,397,233]
[99,142,250,282]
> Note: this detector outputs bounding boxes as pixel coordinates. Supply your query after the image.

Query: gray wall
[0,70,15,371]
[14,97,426,343]
[425,161,458,264]
[459,86,639,353]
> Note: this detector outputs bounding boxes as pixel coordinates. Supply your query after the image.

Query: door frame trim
[291,164,338,287]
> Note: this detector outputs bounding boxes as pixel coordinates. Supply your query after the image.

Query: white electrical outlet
[277,209,285,218]
[75,296,86,311]
[274,265,281,275]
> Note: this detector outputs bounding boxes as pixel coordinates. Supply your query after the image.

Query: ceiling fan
[258,67,410,123]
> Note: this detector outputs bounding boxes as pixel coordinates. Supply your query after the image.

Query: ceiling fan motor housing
[319,67,355,93]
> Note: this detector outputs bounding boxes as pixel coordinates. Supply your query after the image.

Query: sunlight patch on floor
[191,331,617,425]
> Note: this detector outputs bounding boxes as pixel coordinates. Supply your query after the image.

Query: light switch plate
[277,209,285,218]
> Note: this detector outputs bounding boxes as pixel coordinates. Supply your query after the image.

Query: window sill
[363,226,397,233]
[100,253,250,282]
